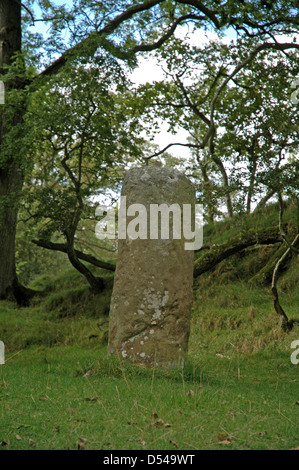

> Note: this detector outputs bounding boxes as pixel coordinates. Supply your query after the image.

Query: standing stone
[108,167,195,368]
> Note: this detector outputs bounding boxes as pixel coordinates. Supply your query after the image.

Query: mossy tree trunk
[0,0,28,304]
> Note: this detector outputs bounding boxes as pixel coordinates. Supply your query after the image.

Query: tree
[216,45,299,214]
[0,0,28,303]
[21,54,142,292]
[1,0,298,303]
[130,34,298,218]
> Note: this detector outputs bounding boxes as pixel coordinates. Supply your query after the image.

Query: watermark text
[95,197,203,250]
[0,81,5,105]
[290,340,299,365]
[0,340,4,364]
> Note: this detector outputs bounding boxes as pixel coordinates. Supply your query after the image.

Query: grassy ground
[1,343,298,450]
[0,205,298,450]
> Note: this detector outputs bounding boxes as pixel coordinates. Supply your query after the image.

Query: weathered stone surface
[108,166,195,368]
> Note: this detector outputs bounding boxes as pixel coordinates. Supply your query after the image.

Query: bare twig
[143,141,201,161]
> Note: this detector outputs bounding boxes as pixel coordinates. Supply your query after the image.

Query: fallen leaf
[218,439,232,445]
[76,437,89,450]
[83,370,93,377]
[151,417,171,428]
[29,438,36,447]
[170,439,178,448]
[76,442,86,450]
[15,435,22,440]
[139,440,146,446]
[216,433,232,445]
[85,396,100,402]
[39,396,48,401]
[154,418,165,427]
[187,390,195,396]
[151,413,158,419]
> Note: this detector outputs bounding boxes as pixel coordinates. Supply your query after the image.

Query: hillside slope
[1,200,298,355]
[0,202,298,450]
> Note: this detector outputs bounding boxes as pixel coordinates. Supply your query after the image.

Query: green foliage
[130,32,298,218]
[19,50,145,284]
[1,0,296,296]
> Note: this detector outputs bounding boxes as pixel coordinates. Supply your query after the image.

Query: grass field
[1,342,298,450]
[1,205,298,450]
[1,277,298,450]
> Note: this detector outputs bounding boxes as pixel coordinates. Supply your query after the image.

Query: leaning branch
[175,0,220,28]
[145,142,201,160]
[37,0,227,77]
[193,226,281,278]
[131,14,205,53]
[32,239,116,272]
[39,0,165,77]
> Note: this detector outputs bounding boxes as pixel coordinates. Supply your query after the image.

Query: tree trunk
[246,159,257,214]
[211,153,233,218]
[0,164,22,299]
[271,234,299,332]
[0,0,28,303]
[64,230,105,293]
[200,162,215,223]
[254,189,276,212]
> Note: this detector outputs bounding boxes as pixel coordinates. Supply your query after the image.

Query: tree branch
[132,14,205,53]
[175,0,220,29]
[193,226,281,278]
[37,0,299,81]
[175,74,211,126]
[39,0,165,77]
[144,141,201,160]
[32,239,116,272]
[14,0,35,24]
